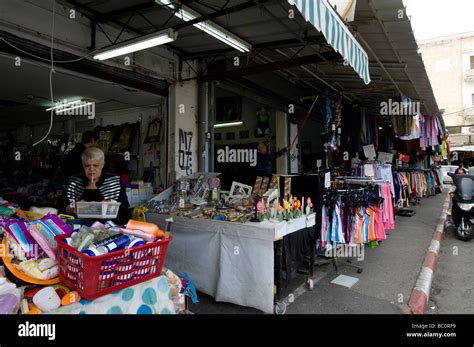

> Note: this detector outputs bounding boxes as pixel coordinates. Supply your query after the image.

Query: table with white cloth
[146,213,316,314]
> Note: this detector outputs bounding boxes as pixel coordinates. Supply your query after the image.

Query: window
[471,56,474,70]
[472,93,474,106]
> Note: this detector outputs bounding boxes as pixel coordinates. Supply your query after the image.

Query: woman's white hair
[81,147,105,163]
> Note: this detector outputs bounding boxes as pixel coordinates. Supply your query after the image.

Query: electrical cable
[290,96,320,147]
[33,0,56,147]
[0,37,98,63]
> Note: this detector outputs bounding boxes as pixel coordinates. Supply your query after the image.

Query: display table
[147,213,316,313]
[52,276,176,314]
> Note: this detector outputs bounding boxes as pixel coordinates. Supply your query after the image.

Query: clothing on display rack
[355,162,395,198]
[320,181,393,250]
[399,113,422,141]
[392,169,442,207]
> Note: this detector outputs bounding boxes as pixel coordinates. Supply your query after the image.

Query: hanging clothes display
[392,169,442,207]
[419,115,441,149]
[355,162,395,198]
[319,181,393,249]
[399,113,422,140]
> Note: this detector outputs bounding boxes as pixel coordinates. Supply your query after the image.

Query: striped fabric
[289,0,371,85]
[66,174,122,203]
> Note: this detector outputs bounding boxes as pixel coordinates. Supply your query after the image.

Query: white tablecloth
[147,213,315,313]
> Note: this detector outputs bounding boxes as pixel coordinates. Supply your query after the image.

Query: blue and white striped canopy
[289,0,371,85]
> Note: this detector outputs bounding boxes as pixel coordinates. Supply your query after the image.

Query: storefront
[0,0,443,315]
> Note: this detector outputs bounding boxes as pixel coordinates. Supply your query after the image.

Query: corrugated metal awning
[289,0,371,84]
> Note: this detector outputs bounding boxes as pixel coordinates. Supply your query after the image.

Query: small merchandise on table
[0,211,186,314]
[2,267,190,314]
[55,219,172,300]
[1,214,72,284]
[0,266,23,314]
[145,173,317,313]
[145,172,315,224]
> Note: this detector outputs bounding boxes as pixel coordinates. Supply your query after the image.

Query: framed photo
[144,119,162,143]
[216,96,242,122]
[226,132,235,140]
[239,130,249,139]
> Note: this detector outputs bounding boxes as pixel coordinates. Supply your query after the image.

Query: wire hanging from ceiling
[33,0,56,147]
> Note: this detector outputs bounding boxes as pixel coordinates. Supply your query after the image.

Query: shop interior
[0,54,167,211]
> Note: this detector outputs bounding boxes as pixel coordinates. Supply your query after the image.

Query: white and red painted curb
[407,192,451,314]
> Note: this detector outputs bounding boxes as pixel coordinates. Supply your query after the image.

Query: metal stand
[332,257,363,274]
[310,248,364,275]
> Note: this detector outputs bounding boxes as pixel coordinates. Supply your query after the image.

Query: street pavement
[427,214,474,314]
[188,190,449,314]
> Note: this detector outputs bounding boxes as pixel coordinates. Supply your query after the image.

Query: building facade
[419,33,474,147]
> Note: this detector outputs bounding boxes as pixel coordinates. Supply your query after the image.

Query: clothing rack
[336,176,386,185]
[336,188,365,193]
[312,250,364,275]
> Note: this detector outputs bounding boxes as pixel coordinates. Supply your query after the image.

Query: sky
[403,0,474,42]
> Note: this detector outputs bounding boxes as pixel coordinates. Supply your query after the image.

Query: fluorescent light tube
[214,121,244,128]
[156,0,251,52]
[56,102,94,114]
[46,99,82,112]
[93,29,177,61]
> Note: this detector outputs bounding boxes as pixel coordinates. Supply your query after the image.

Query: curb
[407,191,451,314]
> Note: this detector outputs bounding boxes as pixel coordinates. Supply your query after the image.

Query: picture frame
[216,96,242,122]
[144,118,162,144]
[229,182,253,198]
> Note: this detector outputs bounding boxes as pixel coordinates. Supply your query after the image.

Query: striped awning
[289,0,371,84]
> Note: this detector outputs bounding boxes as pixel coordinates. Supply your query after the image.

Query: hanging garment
[375,164,395,197]
[353,208,364,245]
[321,206,327,247]
[367,208,376,241]
[360,108,367,145]
[372,205,387,241]
[381,183,395,230]
[369,114,379,149]
[331,203,345,244]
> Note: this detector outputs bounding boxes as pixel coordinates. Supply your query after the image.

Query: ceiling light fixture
[156,0,251,52]
[213,121,244,128]
[93,29,177,61]
[55,102,94,115]
[45,99,82,112]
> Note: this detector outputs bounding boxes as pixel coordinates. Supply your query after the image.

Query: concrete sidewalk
[188,191,448,314]
[427,215,474,314]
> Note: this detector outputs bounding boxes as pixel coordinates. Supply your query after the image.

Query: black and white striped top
[66,173,122,203]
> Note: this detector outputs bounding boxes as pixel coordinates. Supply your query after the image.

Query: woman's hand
[65,205,76,215]
[65,201,81,216]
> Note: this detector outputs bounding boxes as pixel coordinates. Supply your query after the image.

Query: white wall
[462,49,474,109]
[168,81,198,182]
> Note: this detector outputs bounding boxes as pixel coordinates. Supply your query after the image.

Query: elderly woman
[62,147,130,224]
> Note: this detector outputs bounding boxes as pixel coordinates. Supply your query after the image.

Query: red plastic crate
[55,234,172,300]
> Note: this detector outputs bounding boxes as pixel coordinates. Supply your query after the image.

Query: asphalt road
[427,216,474,314]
